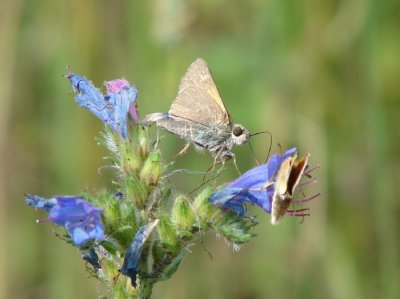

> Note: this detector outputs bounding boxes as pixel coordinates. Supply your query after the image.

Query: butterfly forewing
[274,154,296,196]
[271,152,310,224]
[169,58,230,126]
[286,154,310,196]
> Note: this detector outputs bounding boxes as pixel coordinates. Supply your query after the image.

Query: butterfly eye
[232,126,244,137]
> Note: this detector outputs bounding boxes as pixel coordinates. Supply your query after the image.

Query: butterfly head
[231,124,250,145]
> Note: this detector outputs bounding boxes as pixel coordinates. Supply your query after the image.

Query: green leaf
[157,248,189,281]
[101,240,118,255]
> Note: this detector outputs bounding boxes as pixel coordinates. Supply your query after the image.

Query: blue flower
[121,220,159,287]
[209,148,312,224]
[25,193,57,212]
[67,69,138,139]
[25,195,105,246]
[81,247,101,271]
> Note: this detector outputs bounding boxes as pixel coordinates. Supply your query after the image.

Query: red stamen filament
[304,165,320,177]
[286,208,309,213]
[292,192,321,204]
[36,218,50,224]
[300,178,318,187]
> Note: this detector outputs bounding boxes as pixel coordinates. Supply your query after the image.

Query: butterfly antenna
[248,140,259,165]
[249,131,273,163]
[171,143,191,161]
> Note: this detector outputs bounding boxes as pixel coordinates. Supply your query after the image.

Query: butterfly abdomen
[271,196,292,225]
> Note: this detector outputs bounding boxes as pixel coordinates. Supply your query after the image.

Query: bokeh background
[1,0,399,298]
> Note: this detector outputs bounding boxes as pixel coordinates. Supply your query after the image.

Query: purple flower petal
[209,188,248,215]
[68,74,110,123]
[104,85,138,136]
[121,220,159,287]
[67,71,138,138]
[81,247,101,271]
[25,194,57,212]
[129,103,140,125]
[228,148,296,190]
[25,194,105,246]
[48,196,105,246]
[209,148,299,215]
[105,79,129,93]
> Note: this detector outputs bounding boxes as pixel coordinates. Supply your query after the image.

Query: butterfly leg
[201,153,226,182]
[211,154,221,173]
[231,153,241,176]
[204,149,223,175]
[262,180,274,189]
[202,157,219,182]
[172,142,191,160]
[220,151,241,176]
[202,148,233,181]
[215,157,227,177]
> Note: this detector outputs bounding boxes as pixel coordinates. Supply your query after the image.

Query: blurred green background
[1,0,399,298]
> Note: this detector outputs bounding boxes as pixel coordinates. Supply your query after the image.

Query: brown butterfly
[270,152,310,224]
[144,58,249,169]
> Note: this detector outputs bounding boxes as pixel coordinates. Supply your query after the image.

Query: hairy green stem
[137,279,154,299]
